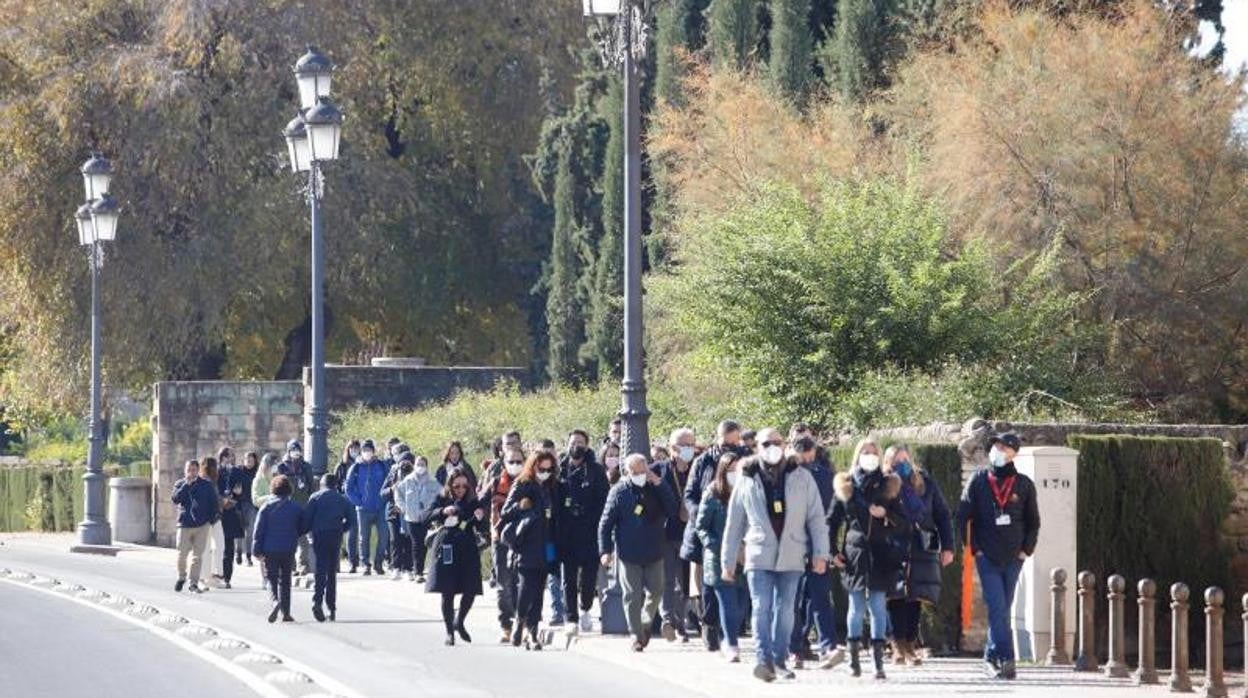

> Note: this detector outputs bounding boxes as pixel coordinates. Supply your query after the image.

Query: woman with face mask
[600,442,622,485]
[437,441,477,491]
[881,444,955,667]
[499,451,560,649]
[418,470,489,645]
[396,455,440,583]
[695,452,751,663]
[828,438,911,680]
[334,440,361,572]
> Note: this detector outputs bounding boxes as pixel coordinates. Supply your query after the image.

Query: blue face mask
[895,460,913,479]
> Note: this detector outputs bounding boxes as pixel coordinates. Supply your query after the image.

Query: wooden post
[1170,582,1193,693]
[1047,567,1071,665]
[1134,579,1160,685]
[1075,570,1099,672]
[1203,587,1227,698]
[1105,574,1129,678]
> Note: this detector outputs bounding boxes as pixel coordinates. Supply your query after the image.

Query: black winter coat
[956,462,1040,567]
[418,494,489,596]
[828,469,911,594]
[555,461,610,564]
[500,479,558,570]
[896,471,955,603]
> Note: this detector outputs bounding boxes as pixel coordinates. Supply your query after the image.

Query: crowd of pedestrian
[168,420,1039,682]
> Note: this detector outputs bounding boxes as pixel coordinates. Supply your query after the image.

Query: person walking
[651,427,697,642]
[334,440,362,573]
[346,439,390,576]
[481,445,525,642]
[419,470,490,646]
[396,455,440,583]
[598,454,677,652]
[882,444,955,666]
[957,432,1040,681]
[787,431,844,670]
[301,474,353,622]
[200,456,226,588]
[500,451,560,649]
[600,441,622,485]
[721,428,831,683]
[253,475,304,623]
[828,438,911,680]
[252,453,277,510]
[382,452,415,580]
[229,451,260,569]
[216,448,244,589]
[276,440,316,576]
[436,441,475,489]
[694,451,751,663]
[556,439,610,635]
[172,459,218,593]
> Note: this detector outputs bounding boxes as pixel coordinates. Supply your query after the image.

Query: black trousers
[563,559,598,620]
[389,518,410,571]
[407,521,429,575]
[888,598,923,643]
[265,551,294,617]
[515,567,547,629]
[222,536,236,583]
[312,533,341,611]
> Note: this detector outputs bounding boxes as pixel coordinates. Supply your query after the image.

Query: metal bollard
[1047,567,1072,665]
[1170,583,1193,693]
[1203,587,1227,698]
[1134,579,1160,685]
[1105,574,1129,678]
[1075,571,1100,672]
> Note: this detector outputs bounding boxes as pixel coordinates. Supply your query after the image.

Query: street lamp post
[584,0,652,459]
[285,47,343,476]
[75,155,120,549]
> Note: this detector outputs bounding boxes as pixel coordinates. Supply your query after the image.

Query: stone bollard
[1203,587,1227,698]
[1170,583,1193,693]
[108,477,152,544]
[1105,574,1129,678]
[1134,579,1160,685]
[1047,567,1072,665]
[1075,571,1100,672]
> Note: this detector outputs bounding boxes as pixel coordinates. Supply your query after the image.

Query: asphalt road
[0,581,257,698]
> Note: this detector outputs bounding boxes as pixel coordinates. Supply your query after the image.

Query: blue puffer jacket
[252,496,304,555]
[346,459,388,512]
[172,477,219,528]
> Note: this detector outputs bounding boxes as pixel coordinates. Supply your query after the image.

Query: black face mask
[569,445,589,461]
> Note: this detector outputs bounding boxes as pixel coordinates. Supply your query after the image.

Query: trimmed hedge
[1069,434,1234,661]
[0,461,151,533]
[829,440,964,653]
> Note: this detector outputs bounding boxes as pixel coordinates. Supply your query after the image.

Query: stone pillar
[107,477,152,544]
[1203,587,1227,698]
[1075,571,1100,672]
[1011,446,1079,661]
[1171,583,1193,693]
[1047,567,1072,665]
[1105,574,1129,678]
[1135,579,1160,685]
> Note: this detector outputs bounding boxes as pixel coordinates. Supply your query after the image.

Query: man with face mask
[681,420,744,651]
[721,428,830,683]
[557,436,610,634]
[787,428,844,670]
[548,430,593,625]
[301,474,353,622]
[345,439,390,576]
[957,432,1040,680]
[483,430,524,484]
[481,446,526,641]
[598,454,677,651]
[277,439,317,576]
[649,427,698,642]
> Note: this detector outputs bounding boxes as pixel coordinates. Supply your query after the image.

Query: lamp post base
[75,519,113,548]
[70,543,120,556]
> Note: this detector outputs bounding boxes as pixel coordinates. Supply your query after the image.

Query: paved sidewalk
[0,533,1232,697]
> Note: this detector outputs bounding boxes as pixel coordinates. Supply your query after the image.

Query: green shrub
[1069,434,1234,660]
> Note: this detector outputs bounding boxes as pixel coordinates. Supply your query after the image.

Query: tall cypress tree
[585,76,625,379]
[545,143,590,385]
[708,0,760,71]
[824,0,895,101]
[768,0,814,103]
[656,0,710,106]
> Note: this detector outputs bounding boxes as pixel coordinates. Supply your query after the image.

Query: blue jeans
[790,568,839,654]
[746,569,803,667]
[846,588,889,641]
[356,508,389,568]
[714,583,750,649]
[547,565,566,622]
[976,555,1024,662]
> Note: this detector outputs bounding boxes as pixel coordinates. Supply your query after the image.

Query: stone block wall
[309,365,529,412]
[152,381,303,546]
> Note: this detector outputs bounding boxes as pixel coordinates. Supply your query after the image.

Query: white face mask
[605,456,620,469]
[414,465,428,476]
[505,462,523,477]
[989,448,1007,468]
[678,446,695,463]
[289,450,302,461]
[361,451,374,462]
[537,471,552,483]
[629,473,647,487]
[859,454,880,471]
[727,471,740,487]
[762,445,784,465]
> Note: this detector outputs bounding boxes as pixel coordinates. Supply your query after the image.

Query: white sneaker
[579,614,593,633]
[391,569,403,581]
[407,572,416,581]
[724,646,741,663]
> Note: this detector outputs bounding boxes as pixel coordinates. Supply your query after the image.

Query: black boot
[848,638,862,678]
[511,622,525,647]
[871,640,887,680]
[705,625,721,653]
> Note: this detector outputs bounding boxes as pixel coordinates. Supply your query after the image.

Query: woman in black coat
[418,470,489,646]
[499,450,559,650]
[882,444,955,666]
[829,439,911,680]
